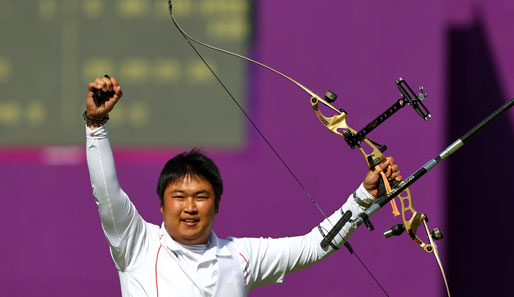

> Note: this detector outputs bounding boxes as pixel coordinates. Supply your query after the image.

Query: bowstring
[167,0,329,220]
[167,2,390,296]
[181,38,330,219]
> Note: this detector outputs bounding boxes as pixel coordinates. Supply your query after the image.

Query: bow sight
[336,78,430,167]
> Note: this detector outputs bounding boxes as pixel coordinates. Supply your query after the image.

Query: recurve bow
[167,1,453,296]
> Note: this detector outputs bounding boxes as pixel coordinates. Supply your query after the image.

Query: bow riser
[311,95,439,255]
[310,97,386,168]
[397,188,434,253]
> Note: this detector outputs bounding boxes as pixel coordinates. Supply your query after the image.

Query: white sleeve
[86,125,148,271]
[236,184,375,290]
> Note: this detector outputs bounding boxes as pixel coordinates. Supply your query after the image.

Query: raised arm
[85,76,147,270]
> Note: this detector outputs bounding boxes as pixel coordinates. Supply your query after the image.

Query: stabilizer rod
[353,97,514,228]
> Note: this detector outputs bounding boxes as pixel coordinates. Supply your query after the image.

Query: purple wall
[1,1,513,296]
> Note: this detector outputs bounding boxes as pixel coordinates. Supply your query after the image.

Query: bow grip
[377,177,401,198]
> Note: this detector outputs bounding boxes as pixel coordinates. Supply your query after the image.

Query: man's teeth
[184,219,196,222]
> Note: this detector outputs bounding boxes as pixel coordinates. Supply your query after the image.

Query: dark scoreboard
[0,0,251,147]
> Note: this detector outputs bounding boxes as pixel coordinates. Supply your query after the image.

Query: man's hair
[157,149,223,210]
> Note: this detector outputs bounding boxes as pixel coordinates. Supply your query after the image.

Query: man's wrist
[83,110,109,128]
[353,183,376,207]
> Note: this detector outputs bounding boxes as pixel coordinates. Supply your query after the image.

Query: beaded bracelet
[83,111,109,126]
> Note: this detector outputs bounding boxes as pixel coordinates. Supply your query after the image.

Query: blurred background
[1,0,513,296]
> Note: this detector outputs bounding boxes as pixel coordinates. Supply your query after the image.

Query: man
[85,76,401,296]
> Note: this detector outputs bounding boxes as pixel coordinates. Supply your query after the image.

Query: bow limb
[168,0,342,115]
[423,220,451,297]
[167,0,344,222]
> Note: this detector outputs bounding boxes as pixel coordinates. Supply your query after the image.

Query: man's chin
[181,233,209,245]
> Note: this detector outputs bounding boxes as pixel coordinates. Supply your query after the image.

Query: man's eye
[172,195,184,199]
[197,196,208,199]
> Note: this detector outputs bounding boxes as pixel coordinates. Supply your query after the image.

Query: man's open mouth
[181,218,200,225]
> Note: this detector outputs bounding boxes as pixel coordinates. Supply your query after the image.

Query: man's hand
[363,157,402,198]
[86,76,123,120]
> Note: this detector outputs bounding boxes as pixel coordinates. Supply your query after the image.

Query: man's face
[161,174,218,245]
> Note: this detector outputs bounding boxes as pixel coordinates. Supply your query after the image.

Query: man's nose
[184,197,197,213]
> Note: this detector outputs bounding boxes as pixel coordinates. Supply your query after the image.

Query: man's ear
[160,206,163,214]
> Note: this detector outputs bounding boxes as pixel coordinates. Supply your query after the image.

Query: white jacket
[86,125,375,297]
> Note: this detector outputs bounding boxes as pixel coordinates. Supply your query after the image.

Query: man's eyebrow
[170,189,210,195]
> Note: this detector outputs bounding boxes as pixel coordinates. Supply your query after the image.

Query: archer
[84,75,402,296]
